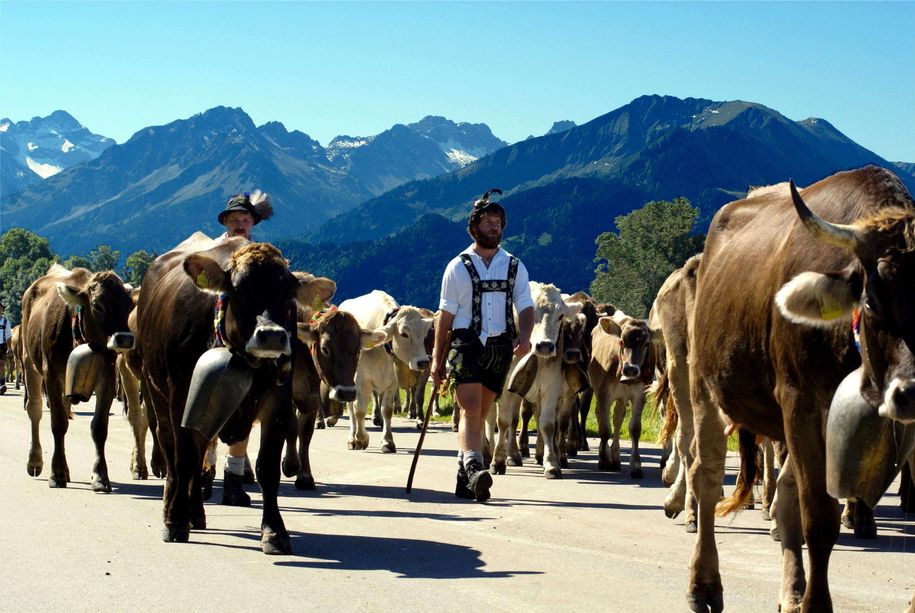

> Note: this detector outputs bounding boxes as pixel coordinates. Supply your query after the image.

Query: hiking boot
[221,471,251,507]
[455,466,475,499]
[0,384,6,395]
[464,460,492,502]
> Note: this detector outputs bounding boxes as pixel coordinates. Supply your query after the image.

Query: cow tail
[716,427,757,517]
[653,371,677,446]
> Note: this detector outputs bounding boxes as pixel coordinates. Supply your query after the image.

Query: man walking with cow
[431,189,534,502]
[0,302,11,395]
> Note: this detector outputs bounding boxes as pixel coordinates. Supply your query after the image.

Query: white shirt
[0,315,10,345]
[439,245,534,343]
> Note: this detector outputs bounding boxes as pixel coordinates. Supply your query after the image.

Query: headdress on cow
[218,190,274,226]
[468,188,506,237]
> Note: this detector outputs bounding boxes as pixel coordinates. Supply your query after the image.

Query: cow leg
[901,457,915,513]
[379,386,397,453]
[760,439,776,521]
[661,434,680,486]
[372,391,383,427]
[413,377,428,430]
[24,362,44,477]
[493,392,521,474]
[772,455,805,611]
[258,397,293,555]
[295,409,318,490]
[578,388,593,451]
[120,358,149,480]
[628,391,645,479]
[668,359,696,528]
[45,374,72,488]
[145,386,167,478]
[519,400,534,458]
[347,383,370,450]
[89,365,117,493]
[538,388,563,478]
[843,498,877,539]
[686,382,726,613]
[609,396,626,472]
[595,385,614,471]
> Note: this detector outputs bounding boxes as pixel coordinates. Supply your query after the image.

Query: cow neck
[71,305,87,345]
[306,306,338,383]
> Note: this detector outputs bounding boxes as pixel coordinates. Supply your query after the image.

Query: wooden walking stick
[406,378,441,493]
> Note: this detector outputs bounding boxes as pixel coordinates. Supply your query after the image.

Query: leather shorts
[448,328,514,394]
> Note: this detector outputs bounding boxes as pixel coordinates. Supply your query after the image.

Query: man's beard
[475,230,502,249]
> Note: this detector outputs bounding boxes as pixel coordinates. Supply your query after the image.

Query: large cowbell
[826,367,915,508]
[64,344,106,403]
[182,347,253,440]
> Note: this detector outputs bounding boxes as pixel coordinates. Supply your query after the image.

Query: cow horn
[790,179,861,250]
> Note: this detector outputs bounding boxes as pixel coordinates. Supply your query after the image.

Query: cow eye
[400,331,409,338]
[320,345,330,356]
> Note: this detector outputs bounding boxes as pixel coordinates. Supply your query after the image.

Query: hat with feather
[218,190,274,226]
[467,188,506,234]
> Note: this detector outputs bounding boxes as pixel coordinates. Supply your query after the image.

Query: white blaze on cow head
[56,269,135,352]
[776,179,915,423]
[382,306,434,371]
[184,243,331,361]
[597,311,663,382]
[529,282,582,358]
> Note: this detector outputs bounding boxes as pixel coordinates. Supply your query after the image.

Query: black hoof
[28,464,42,477]
[853,521,877,539]
[608,460,621,472]
[567,448,578,458]
[48,475,67,488]
[630,468,644,479]
[520,448,530,458]
[687,591,724,613]
[262,531,292,555]
[492,462,506,475]
[580,441,590,452]
[545,467,562,479]
[372,416,383,428]
[381,442,396,454]
[162,526,190,543]
[91,477,113,493]
[415,421,423,430]
[295,476,316,490]
[201,470,214,501]
[132,467,149,480]
[665,508,681,519]
[685,520,697,533]
[315,421,325,430]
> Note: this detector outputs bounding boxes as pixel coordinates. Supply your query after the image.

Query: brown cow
[136,234,326,553]
[20,263,135,491]
[687,166,915,612]
[588,311,661,478]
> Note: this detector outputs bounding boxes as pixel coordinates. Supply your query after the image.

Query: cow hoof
[665,507,682,520]
[162,526,190,543]
[295,475,316,490]
[91,477,112,493]
[770,525,781,542]
[315,420,325,430]
[841,512,854,530]
[381,442,396,454]
[685,519,697,533]
[201,470,214,501]
[545,467,562,479]
[262,531,292,555]
[492,461,506,475]
[326,415,339,427]
[630,468,644,479]
[567,448,577,458]
[415,421,423,430]
[27,463,42,477]
[761,508,772,521]
[608,460,621,472]
[132,466,149,480]
[743,501,755,510]
[372,416,383,428]
[508,455,522,467]
[282,457,300,479]
[686,590,724,613]
[520,447,530,458]
[559,458,569,468]
[579,441,590,452]
[853,521,877,539]
[48,475,67,488]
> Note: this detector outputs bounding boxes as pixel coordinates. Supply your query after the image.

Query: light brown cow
[687,166,915,612]
[20,264,135,491]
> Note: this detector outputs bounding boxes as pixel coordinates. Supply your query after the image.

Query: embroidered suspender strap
[459,254,518,340]
[71,306,87,345]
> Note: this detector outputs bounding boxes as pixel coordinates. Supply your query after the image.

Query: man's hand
[430,358,445,389]
[513,337,531,357]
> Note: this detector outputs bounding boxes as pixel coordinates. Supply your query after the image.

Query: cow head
[529,282,583,358]
[184,243,321,361]
[56,270,135,353]
[381,306,434,371]
[297,310,386,403]
[597,312,663,383]
[775,178,915,423]
[560,299,588,365]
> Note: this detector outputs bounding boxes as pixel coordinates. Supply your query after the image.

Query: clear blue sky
[2,1,913,161]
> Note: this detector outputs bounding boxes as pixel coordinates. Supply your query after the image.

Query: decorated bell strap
[851,307,861,354]
[382,307,400,356]
[213,292,229,349]
[71,305,87,345]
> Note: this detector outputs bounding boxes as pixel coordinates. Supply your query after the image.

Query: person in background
[0,302,11,395]
[430,189,534,502]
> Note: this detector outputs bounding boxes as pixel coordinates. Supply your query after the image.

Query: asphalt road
[0,384,912,612]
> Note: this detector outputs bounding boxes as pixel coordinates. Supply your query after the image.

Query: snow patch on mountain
[26,157,63,178]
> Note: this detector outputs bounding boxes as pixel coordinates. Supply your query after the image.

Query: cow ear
[422,317,435,328]
[598,316,622,336]
[563,301,583,319]
[56,281,87,307]
[650,326,664,345]
[775,271,857,327]
[577,313,587,326]
[184,254,228,294]
[361,328,389,349]
[296,322,317,344]
[294,275,337,312]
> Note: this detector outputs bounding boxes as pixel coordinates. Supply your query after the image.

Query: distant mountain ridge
[1,108,507,254]
[0,110,115,197]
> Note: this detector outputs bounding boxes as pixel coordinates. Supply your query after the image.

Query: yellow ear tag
[196,271,209,289]
[819,299,844,321]
[311,295,325,312]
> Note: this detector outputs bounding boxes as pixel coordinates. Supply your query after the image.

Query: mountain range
[2,95,914,309]
[0,109,506,253]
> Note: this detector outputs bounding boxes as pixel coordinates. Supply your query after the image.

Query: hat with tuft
[218,190,274,226]
[467,188,506,232]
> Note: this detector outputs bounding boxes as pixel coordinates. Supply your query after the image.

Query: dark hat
[218,193,261,226]
[468,188,506,230]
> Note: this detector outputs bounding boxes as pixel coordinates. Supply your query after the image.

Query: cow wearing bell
[136,233,324,554]
[687,166,915,612]
[20,263,135,492]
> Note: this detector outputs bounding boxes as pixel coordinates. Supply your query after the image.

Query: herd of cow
[4,165,915,612]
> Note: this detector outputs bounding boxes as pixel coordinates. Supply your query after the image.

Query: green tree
[122,249,156,286]
[62,254,92,269]
[591,197,705,317]
[87,244,120,272]
[0,228,57,324]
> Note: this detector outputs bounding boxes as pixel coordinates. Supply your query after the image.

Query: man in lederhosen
[431,189,534,502]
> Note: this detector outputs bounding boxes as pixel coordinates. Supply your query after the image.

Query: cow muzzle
[620,363,641,382]
[245,324,291,359]
[534,340,556,357]
[330,385,357,403]
[410,356,431,371]
[879,378,915,424]
[563,348,581,364]
[107,332,135,352]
